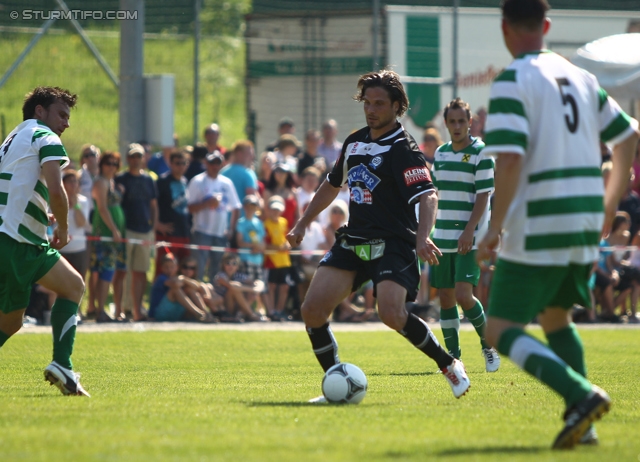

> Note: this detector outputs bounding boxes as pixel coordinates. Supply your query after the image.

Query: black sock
[400,313,454,369]
[306,323,339,372]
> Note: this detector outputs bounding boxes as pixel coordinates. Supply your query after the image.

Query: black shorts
[268,267,291,285]
[318,237,420,302]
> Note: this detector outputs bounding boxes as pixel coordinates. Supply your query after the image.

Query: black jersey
[327,123,434,246]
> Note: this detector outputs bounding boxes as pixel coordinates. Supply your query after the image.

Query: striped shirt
[483,50,638,265]
[0,119,69,246]
[431,137,494,252]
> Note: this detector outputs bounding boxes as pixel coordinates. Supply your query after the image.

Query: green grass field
[0,30,246,158]
[2,327,639,461]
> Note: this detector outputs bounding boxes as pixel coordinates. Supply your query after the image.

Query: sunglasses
[82,153,96,158]
[105,162,119,167]
[172,161,187,166]
[181,265,196,270]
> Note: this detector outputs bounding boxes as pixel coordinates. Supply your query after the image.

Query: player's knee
[454,286,473,306]
[67,271,85,303]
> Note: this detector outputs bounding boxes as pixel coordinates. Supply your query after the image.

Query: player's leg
[456,251,499,371]
[438,287,460,358]
[37,257,85,370]
[37,256,89,396]
[433,254,461,358]
[0,309,26,346]
[302,266,356,372]
[487,260,607,447]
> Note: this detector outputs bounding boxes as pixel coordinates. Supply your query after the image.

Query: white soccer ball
[322,363,368,404]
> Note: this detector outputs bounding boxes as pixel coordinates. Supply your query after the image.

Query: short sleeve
[33,128,69,167]
[474,150,495,194]
[186,177,201,204]
[391,143,434,205]
[598,87,638,145]
[483,68,529,157]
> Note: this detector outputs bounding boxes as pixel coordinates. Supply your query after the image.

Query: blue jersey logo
[347,164,381,191]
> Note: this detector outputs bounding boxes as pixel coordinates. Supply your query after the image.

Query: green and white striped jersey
[483,50,638,265]
[0,119,69,246]
[431,137,494,253]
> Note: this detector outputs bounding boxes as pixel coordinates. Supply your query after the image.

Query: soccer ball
[322,363,368,404]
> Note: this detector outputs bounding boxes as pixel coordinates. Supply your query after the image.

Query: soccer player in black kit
[287,70,470,401]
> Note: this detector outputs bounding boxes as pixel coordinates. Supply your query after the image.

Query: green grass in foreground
[1,329,639,461]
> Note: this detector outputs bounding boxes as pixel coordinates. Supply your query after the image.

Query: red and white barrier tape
[70,234,327,256]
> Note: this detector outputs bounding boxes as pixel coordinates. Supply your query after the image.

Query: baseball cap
[273,162,290,173]
[127,143,145,157]
[268,195,285,211]
[204,123,220,134]
[243,194,260,206]
[206,150,224,163]
[278,117,294,128]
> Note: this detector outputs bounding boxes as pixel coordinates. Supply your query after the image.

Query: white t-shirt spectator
[318,140,342,166]
[187,172,241,237]
[297,189,315,216]
[63,194,91,254]
[301,220,326,256]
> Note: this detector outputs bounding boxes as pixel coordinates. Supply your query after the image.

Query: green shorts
[431,250,480,289]
[0,232,61,314]
[488,258,591,324]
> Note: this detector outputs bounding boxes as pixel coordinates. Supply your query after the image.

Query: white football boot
[441,359,470,398]
[482,347,501,372]
[44,361,90,397]
[308,395,327,404]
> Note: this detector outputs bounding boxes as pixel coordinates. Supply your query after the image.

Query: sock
[439,306,461,358]
[306,323,339,372]
[498,327,592,407]
[0,331,10,348]
[51,298,79,370]
[547,323,587,378]
[401,313,454,369]
[464,300,490,349]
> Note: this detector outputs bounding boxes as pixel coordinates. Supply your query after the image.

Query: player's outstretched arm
[287,179,340,246]
[42,160,70,249]
[603,129,639,237]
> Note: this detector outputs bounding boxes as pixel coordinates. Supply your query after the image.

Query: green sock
[0,331,10,348]
[465,300,490,349]
[498,327,592,407]
[51,298,79,370]
[440,306,461,359]
[547,323,586,377]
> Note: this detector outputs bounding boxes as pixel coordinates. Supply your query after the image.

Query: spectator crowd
[27,113,640,325]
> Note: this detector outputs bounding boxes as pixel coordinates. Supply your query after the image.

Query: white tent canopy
[571,33,640,100]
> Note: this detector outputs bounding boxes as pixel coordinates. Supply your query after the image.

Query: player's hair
[22,86,77,121]
[231,139,254,154]
[501,0,549,31]
[99,151,121,171]
[443,98,471,121]
[354,69,409,118]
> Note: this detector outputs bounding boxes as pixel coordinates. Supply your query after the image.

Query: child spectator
[149,254,215,322]
[213,253,267,322]
[177,255,224,318]
[264,196,292,320]
[236,195,269,312]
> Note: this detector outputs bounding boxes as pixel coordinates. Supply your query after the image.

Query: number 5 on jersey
[556,78,579,133]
